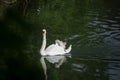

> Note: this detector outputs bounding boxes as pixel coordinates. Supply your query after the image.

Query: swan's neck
[40,33,46,55]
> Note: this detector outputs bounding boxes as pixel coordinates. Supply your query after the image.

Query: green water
[0,0,120,80]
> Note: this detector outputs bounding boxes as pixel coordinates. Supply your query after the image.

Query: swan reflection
[40,54,71,80]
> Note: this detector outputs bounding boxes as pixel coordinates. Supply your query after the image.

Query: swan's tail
[65,45,72,53]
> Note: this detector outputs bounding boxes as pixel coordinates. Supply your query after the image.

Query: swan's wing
[55,40,66,49]
[45,44,66,55]
[45,44,56,52]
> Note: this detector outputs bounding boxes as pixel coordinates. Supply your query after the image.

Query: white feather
[40,29,72,56]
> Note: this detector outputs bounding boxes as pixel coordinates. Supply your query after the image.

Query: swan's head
[42,29,46,34]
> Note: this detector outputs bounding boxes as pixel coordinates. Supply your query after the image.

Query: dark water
[0,0,120,80]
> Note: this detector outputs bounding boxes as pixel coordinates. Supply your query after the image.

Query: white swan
[40,29,72,56]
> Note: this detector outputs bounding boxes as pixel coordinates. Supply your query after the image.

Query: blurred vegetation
[0,0,44,80]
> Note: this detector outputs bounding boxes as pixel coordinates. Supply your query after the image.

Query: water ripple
[72,63,86,72]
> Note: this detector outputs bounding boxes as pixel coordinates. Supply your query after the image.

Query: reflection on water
[40,54,71,80]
